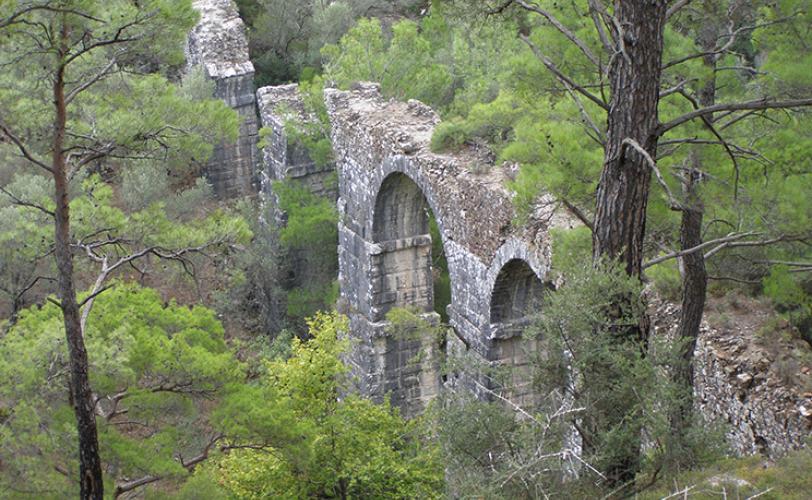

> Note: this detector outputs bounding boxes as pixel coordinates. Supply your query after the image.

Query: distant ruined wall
[653,302,812,458]
[256,84,337,200]
[187,0,258,198]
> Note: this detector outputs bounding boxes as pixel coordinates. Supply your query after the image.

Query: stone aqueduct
[326,84,559,414]
[258,82,563,416]
[187,0,812,454]
[186,0,563,415]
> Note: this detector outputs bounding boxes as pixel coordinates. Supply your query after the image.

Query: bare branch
[562,198,594,232]
[703,234,794,260]
[673,89,743,198]
[76,238,230,331]
[643,232,759,269]
[0,4,103,30]
[76,284,114,309]
[113,433,226,497]
[755,259,812,268]
[0,185,55,216]
[708,275,761,285]
[666,0,693,20]
[513,0,602,70]
[560,78,604,146]
[587,0,614,52]
[660,78,697,98]
[658,98,812,136]
[621,138,683,210]
[65,57,118,104]
[113,475,161,498]
[0,119,53,173]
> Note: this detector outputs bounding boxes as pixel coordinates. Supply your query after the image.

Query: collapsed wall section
[653,301,812,458]
[256,84,337,199]
[187,0,258,198]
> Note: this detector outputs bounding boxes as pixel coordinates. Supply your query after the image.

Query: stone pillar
[187,0,258,198]
[256,84,338,200]
[337,161,442,418]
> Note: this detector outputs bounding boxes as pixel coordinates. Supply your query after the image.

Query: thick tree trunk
[53,21,104,500]
[591,0,668,486]
[593,1,667,278]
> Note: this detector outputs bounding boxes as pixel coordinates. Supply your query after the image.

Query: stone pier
[187,0,258,198]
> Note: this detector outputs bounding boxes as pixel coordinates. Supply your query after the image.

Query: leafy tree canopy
[0,283,244,497]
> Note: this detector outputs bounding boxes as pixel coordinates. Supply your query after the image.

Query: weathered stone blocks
[256,84,337,200]
[324,83,552,416]
[256,79,811,455]
[187,0,258,198]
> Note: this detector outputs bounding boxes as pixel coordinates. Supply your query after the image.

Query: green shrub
[640,446,812,500]
[430,119,469,152]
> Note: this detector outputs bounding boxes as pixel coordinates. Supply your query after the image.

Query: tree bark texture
[53,19,105,500]
[593,0,667,278]
[590,0,668,486]
[670,7,718,452]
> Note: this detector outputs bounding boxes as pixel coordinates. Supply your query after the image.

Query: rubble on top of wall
[187,0,254,79]
[324,82,569,263]
[256,84,337,199]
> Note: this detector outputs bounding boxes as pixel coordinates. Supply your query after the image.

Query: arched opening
[372,173,451,320]
[373,172,430,242]
[370,172,450,415]
[490,259,546,325]
[489,259,547,409]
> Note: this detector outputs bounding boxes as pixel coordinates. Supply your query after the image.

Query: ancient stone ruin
[192,0,811,455]
[258,82,812,448]
[259,82,574,416]
[187,0,258,198]
[325,83,562,415]
[256,84,337,201]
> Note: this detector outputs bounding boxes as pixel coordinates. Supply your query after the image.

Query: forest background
[1,0,811,498]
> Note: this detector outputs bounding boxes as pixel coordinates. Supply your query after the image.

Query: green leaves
[323,17,452,107]
[205,312,443,499]
[0,283,244,495]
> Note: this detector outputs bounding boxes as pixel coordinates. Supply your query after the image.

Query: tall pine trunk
[591,0,667,485]
[669,9,718,458]
[52,19,105,500]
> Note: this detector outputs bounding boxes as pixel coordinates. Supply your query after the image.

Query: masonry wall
[653,301,812,458]
[255,80,812,453]
[256,84,337,200]
[187,0,258,198]
[324,83,555,416]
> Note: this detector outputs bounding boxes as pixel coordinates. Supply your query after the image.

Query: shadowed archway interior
[489,258,547,408]
[369,172,442,414]
[371,172,435,317]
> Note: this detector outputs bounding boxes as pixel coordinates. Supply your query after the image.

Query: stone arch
[490,259,545,326]
[372,172,430,242]
[366,168,449,416]
[368,171,435,319]
[488,257,548,408]
[368,160,458,322]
